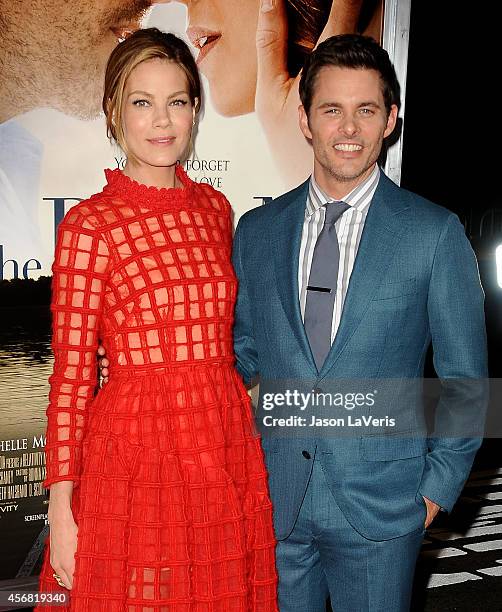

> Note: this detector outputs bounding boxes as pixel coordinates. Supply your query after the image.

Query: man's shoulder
[379,173,456,227]
[238,180,308,227]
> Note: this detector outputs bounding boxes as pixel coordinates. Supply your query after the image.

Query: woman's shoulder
[60,186,128,233]
[194,181,232,215]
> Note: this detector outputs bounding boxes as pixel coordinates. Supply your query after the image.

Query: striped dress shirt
[298,164,380,344]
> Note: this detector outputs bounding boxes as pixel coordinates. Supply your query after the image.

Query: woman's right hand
[48,496,78,590]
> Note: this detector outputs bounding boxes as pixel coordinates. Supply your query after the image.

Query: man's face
[5,0,161,119]
[299,66,398,196]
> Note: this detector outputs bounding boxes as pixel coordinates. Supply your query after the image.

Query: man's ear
[299,104,312,140]
[384,104,399,139]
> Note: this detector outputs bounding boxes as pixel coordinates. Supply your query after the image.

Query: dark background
[402,3,495,213]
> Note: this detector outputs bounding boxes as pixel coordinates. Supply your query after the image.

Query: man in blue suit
[232,34,487,611]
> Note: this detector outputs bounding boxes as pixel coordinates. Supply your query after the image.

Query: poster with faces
[0,0,383,280]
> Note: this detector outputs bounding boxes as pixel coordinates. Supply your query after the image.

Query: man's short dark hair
[299,34,401,116]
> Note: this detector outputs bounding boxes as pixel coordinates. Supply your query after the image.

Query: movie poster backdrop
[0,0,391,588]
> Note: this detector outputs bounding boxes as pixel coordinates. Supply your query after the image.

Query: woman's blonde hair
[103,28,201,160]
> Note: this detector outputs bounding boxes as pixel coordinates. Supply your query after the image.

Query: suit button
[312,387,323,395]
[302,450,311,459]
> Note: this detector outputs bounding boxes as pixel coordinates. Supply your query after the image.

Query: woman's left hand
[255,0,364,189]
[97,344,109,387]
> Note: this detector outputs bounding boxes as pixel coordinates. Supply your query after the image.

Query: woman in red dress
[36,28,278,611]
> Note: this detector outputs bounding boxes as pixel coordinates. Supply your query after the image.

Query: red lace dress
[36,166,278,612]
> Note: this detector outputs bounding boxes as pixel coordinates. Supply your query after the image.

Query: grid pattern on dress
[36,166,278,611]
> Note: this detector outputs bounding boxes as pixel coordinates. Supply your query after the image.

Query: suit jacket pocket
[360,435,427,461]
[372,278,417,301]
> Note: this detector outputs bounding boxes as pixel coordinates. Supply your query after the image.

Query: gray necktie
[304,200,350,370]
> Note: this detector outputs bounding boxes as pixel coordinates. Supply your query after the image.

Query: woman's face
[121,58,195,169]
[179,0,260,117]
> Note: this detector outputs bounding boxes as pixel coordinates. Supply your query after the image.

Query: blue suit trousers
[276,455,425,612]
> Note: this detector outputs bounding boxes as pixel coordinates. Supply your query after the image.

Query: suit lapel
[319,173,412,378]
[272,180,317,372]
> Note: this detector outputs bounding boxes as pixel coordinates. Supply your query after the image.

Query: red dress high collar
[103,164,194,208]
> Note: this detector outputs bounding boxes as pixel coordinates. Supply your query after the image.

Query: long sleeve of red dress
[43,206,111,488]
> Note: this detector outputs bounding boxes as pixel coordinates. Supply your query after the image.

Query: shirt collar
[306,164,380,218]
